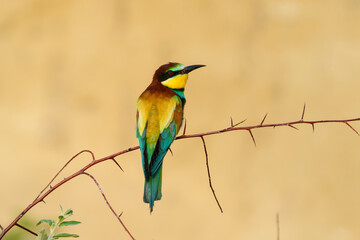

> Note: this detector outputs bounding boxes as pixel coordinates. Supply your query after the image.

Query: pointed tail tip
[149,202,154,213]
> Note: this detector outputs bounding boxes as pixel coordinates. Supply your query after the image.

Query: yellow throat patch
[161,74,188,89]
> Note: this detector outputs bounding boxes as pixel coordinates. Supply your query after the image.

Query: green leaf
[58,215,65,222]
[35,229,48,240]
[64,209,73,217]
[36,219,54,227]
[59,221,81,227]
[53,233,79,238]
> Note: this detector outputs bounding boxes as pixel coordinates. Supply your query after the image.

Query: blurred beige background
[1,0,360,239]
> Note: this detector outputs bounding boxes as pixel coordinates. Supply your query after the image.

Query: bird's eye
[167,71,174,76]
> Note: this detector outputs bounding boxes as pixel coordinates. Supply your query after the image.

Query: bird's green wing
[136,94,182,178]
[149,96,183,176]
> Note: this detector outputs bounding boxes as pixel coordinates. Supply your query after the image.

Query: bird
[136,62,205,212]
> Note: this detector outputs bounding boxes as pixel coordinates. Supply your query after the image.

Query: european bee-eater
[136,62,205,212]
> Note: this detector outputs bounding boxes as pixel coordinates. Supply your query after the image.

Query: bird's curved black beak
[183,64,206,74]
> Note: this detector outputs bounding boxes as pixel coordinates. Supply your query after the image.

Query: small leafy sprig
[35,206,81,240]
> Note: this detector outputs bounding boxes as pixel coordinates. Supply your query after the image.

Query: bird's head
[153,62,205,89]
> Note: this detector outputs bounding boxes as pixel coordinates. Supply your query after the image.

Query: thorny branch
[0,147,139,240]
[1,106,360,239]
[35,150,95,200]
[82,172,134,239]
[200,136,223,213]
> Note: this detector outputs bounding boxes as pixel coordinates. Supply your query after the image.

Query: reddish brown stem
[35,150,95,200]
[1,114,360,239]
[200,136,223,213]
[82,172,135,240]
[0,146,139,240]
[176,117,360,140]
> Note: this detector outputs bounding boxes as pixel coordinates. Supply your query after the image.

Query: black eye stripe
[167,70,180,75]
[158,70,181,82]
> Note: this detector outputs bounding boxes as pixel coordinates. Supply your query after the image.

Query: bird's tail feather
[143,167,162,213]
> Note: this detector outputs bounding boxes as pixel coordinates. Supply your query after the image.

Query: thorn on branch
[82,172,135,240]
[119,212,123,218]
[169,147,173,156]
[34,150,95,201]
[3,113,360,240]
[230,117,234,127]
[248,129,256,147]
[0,224,3,232]
[301,103,306,121]
[260,113,268,126]
[233,119,246,128]
[227,119,246,130]
[288,124,299,130]
[111,158,124,172]
[345,122,360,136]
[182,119,187,135]
[15,223,37,237]
[200,136,223,213]
[41,200,46,204]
